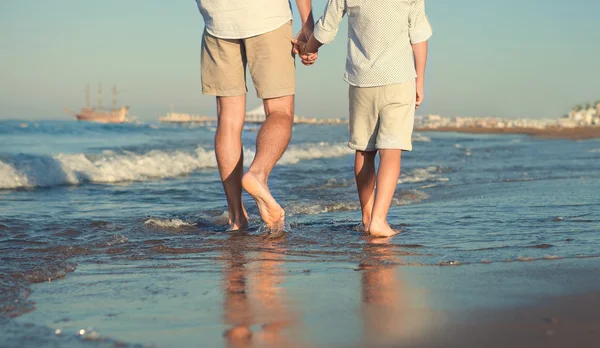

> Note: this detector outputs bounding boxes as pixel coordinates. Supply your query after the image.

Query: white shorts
[348,81,416,151]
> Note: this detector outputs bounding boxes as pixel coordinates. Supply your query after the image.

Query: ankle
[361,214,371,225]
[370,217,387,225]
[246,169,267,183]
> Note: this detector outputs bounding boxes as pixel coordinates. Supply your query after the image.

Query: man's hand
[415,79,424,109]
[292,30,307,55]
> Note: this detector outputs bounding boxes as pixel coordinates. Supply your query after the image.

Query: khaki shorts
[201,21,295,99]
[348,81,416,152]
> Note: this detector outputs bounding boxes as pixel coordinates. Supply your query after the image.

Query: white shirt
[196,0,293,39]
[313,0,433,87]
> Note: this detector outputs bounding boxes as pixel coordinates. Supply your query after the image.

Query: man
[195,0,314,231]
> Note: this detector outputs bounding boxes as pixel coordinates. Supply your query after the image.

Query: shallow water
[1,120,600,345]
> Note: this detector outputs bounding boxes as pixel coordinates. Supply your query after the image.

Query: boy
[294,0,432,237]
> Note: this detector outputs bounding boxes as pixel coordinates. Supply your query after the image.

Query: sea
[1,120,599,346]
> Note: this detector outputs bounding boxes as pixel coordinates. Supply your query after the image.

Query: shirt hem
[205,16,293,39]
[344,76,417,88]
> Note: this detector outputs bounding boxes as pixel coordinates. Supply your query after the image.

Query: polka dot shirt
[313,0,433,87]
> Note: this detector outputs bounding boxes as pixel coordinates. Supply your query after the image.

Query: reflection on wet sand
[359,237,437,346]
[221,233,299,348]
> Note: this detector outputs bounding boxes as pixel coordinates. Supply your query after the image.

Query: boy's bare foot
[228,209,249,231]
[242,172,285,231]
[368,219,401,238]
[223,325,252,341]
[356,222,369,233]
[229,219,248,231]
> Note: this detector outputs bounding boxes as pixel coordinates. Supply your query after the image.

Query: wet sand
[424,292,600,348]
[14,241,600,347]
[416,126,600,140]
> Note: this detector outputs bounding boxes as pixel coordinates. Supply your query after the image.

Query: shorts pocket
[383,81,415,106]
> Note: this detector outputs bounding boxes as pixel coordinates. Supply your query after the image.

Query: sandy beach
[12,252,600,348]
[416,126,600,140]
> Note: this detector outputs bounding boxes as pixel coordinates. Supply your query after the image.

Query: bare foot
[229,219,248,231]
[354,222,370,233]
[229,212,249,231]
[223,325,252,342]
[368,220,401,238]
[242,172,285,230]
[226,206,249,231]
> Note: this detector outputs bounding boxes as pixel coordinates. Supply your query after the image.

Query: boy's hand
[415,79,424,109]
[292,38,318,66]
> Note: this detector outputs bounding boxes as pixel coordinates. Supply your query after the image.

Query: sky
[1,0,599,121]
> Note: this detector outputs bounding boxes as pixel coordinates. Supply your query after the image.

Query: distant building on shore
[159,105,216,124]
[567,102,600,127]
[245,105,347,125]
[416,101,600,130]
[159,105,347,125]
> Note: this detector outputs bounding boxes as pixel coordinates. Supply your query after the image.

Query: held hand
[292,30,307,55]
[291,38,318,66]
[415,79,425,109]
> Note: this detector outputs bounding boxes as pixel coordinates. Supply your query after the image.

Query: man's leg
[354,150,377,232]
[241,96,294,230]
[369,150,402,237]
[216,95,248,230]
[201,28,249,230]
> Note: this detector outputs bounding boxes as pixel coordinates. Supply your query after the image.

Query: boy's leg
[369,82,416,237]
[348,84,381,232]
[369,150,402,237]
[215,96,248,230]
[354,150,377,232]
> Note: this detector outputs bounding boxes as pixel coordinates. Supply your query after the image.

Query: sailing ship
[67,84,129,123]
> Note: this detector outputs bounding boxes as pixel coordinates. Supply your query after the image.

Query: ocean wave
[144,218,196,229]
[398,166,449,184]
[287,189,429,215]
[412,133,431,143]
[0,142,353,190]
[589,148,600,153]
[279,142,352,164]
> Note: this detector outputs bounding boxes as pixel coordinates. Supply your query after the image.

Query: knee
[217,119,244,134]
[263,96,294,119]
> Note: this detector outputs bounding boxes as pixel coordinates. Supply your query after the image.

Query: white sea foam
[589,148,600,153]
[0,161,29,189]
[398,166,449,184]
[0,142,353,189]
[144,218,195,229]
[279,142,352,164]
[287,189,429,215]
[412,133,431,143]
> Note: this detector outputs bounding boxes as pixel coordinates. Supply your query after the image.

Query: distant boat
[67,84,129,124]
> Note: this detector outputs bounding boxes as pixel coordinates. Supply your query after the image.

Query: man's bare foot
[242,172,285,230]
[368,219,401,238]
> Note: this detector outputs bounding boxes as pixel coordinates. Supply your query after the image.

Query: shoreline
[415,126,600,140]
[14,255,600,347]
